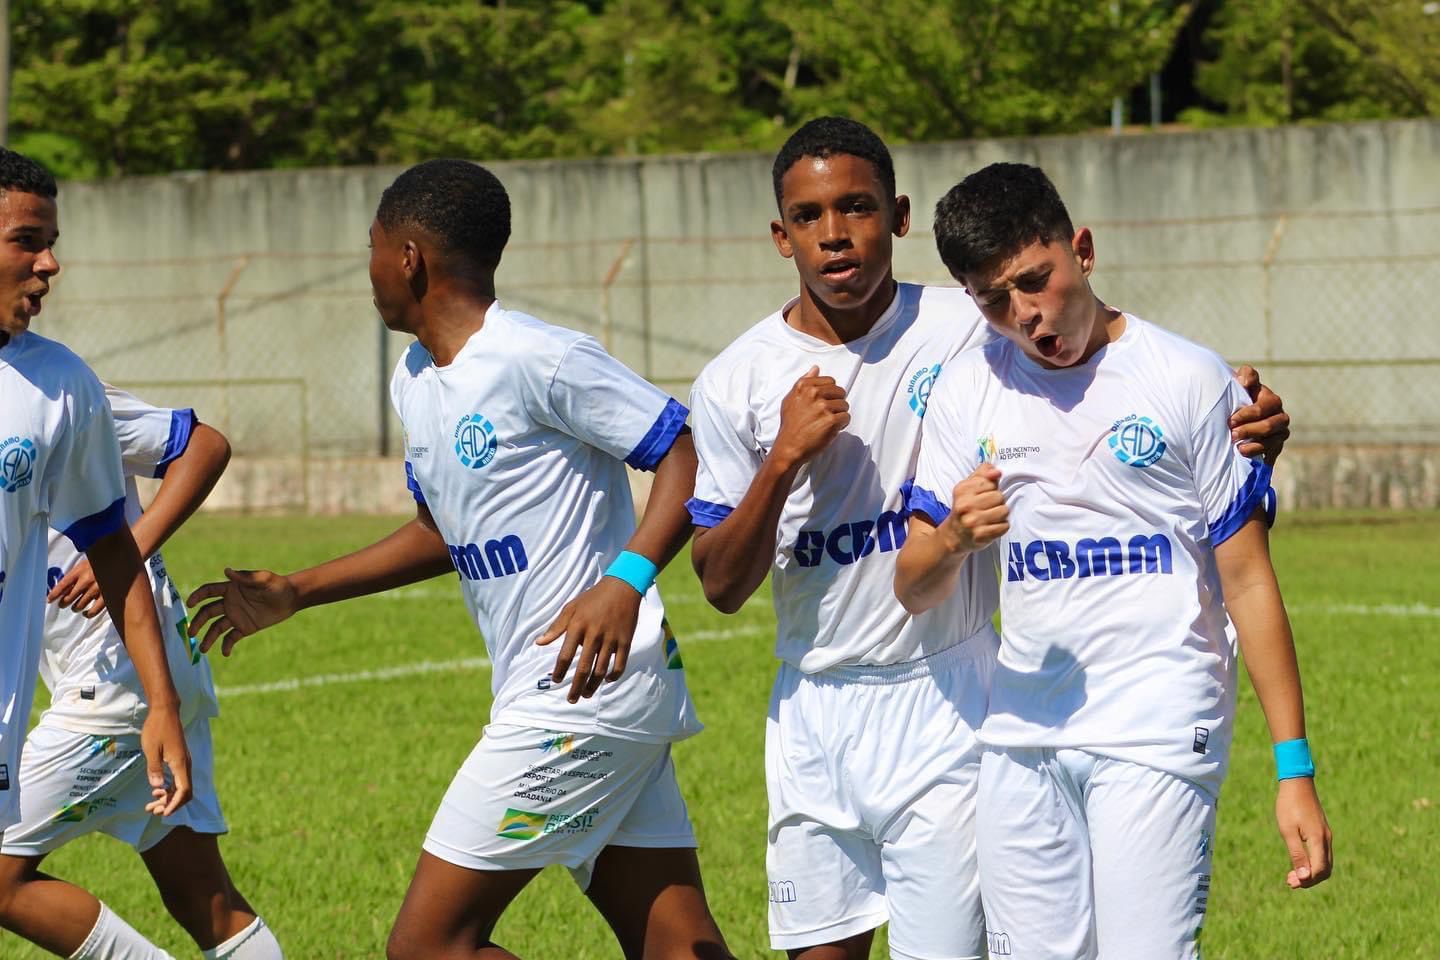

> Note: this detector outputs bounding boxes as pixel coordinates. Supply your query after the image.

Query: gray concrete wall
[38,119,1440,510]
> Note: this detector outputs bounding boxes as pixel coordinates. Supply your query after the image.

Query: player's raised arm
[1213,513,1332,890]
[894,463,1008,614]
[537,429,699,703]
[49,420,231,617]
[186,501,455,656]
[85,524,192,816]
[691,365,849,613]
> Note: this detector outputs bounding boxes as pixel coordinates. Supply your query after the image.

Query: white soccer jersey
[392,301,700,742]
[911,316,1273,795]
[0,332,127,830]
[38,385,217,736]
[687,283,996,671]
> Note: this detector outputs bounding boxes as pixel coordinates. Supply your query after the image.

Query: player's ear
[892,194,911,239]
[771,217,794,260]
[1072,227,1095,277]
[401,239,423,281]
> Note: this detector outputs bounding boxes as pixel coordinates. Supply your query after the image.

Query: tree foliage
[6,0,1437,178]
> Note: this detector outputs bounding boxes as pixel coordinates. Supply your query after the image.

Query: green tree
[1184,0,1440,126]
[775,0,1191,142]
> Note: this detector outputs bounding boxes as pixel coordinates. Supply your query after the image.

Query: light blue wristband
[604,550,658,596]
[1273,738,1316,780]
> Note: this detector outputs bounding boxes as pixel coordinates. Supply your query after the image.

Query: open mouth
[1035,334,1061,359]
[819,259,860,282]
[25,292,45,316]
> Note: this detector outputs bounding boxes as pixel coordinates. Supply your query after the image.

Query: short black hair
[771,117,895,213]
[377,159,511,267]
[933,163,1074,280]
[0,147,58,198]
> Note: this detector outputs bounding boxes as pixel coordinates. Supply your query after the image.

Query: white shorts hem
[769,910,888,950]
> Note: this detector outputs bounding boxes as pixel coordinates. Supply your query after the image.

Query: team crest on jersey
[0,436,36,493]
[1108,414,1166,468]
[453,414,498,469]
[906,363,942,418]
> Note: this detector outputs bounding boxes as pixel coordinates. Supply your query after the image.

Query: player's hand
[536,577,642,704]
[772,365,850,470]
[47,557,107,618]
[941,463,1009,553]
[1231,365,1290,464]
[186,567,299,656]
[1276,777,1333,889]
[140,702,191,817]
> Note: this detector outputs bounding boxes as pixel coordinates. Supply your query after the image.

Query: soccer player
[0,147,192,958]
[185,159,731,960]
[0,386,285,960]
[895,162,1332,959]
[687,118,1291,960]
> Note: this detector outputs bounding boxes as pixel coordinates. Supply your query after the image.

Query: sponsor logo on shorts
[540,733,575,755]
[661,618,683,670]
[986,930,1013,956]
[1193,726,1210,754]
[0,763,8,791]
[768,880,797,903]
[496,807,598,841]
[81,685,96,700]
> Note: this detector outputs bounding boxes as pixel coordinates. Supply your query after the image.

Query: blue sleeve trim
[686,497,734,528]
[63,497,127,552]
[405,461,427,505]
[1209,459,1274,546]
[906,483,950,526]
[152,409,198,478]
[625,398,689,472]
[1264,486,1277,529]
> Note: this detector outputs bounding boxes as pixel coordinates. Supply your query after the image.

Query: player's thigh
[586,845,729,960]
[0,726,152,858]
[878,777,984,960]
[1087,759,1215,960]
[388,851,538,957]
[975,747,1096,960]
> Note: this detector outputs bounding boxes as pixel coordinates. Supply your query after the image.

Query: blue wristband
[1273,738,1315,780]
[604,550,658,596]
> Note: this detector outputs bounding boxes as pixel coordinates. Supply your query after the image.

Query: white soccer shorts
[1,715,228,857]
[976,746,1217,960]
[422,723,696,890]
[766,631,998,959]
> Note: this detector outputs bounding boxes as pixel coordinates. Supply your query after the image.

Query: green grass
[8,511,1439,958]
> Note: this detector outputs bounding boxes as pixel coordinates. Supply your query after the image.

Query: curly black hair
[932,163,1074,280]
[771,117,895,214]
[377,159,511,268]
[0,147,58,198]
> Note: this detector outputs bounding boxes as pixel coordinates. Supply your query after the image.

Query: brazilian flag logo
[55,801,89,824]
[496,808,548,841]
[661,618,683,670]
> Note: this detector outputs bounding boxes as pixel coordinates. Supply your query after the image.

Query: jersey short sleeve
[104,385,197,479]
[685,383,760,528]
[540,335,687,472]
[46,388,126,552]
[1191,377,1274,546]
[908,365,980,526]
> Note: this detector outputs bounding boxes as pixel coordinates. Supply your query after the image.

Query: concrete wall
[41,119,1440,511]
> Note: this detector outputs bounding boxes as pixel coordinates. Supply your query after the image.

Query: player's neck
[414,289,497,367]
[1076,299,1126,365]
[787,277,898,346]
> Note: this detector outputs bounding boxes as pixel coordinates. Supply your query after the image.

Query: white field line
[215,625,766,699]
[1290,601,1440,619]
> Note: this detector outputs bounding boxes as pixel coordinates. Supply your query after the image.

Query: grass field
[9,510,1440,958]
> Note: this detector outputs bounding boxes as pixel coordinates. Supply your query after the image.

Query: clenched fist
[942,463,1010,553]
[772,365,850,470]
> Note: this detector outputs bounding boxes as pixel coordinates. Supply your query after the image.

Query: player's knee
[385,922,432,960]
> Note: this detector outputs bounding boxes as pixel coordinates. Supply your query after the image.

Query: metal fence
[49,205,1440,484]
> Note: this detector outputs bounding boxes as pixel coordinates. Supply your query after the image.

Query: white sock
[69,904,176,960]
[202,916,283,960]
